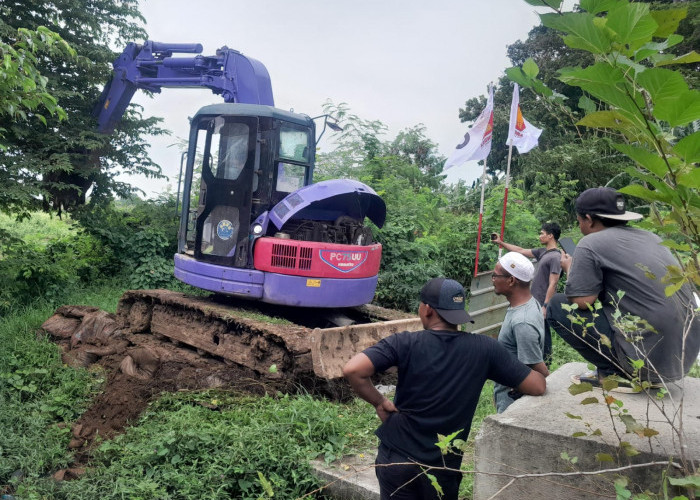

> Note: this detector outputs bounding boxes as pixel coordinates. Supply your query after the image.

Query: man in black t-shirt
[343,278,547,500]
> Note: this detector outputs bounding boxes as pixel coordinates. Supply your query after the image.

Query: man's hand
[542,305,547,318]
[375,397,398,422]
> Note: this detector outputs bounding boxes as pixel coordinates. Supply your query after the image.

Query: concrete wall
[474,363,699,500]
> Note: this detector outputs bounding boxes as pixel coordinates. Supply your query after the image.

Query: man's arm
[343,353,397,422]
[561,247,603,310]
[528,361,549,378]
[491,237,535,259]
[517,370,546,396]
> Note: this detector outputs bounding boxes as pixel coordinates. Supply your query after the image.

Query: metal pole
[499,141,514,258]
[474,157,488,277]
[176,151,187,216]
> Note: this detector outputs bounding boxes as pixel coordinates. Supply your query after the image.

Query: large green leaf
[613,144,667,178]
[525,0,563,7]
[673,131,700,163]
[655,51,700,67]
[505,67,532,89]
[578,95,597,113]
[577,111,653,144]
[619,184,674,205]
[606,3,657,48]
[580,0,625,16]
[559,63,645,120]
[650,7,687,38]
[577,110,632,130]
[637,68,700,126]
[677,168,700,190]
[522,58,539,79]
[541,13,612,54]
[634,35,683,63]
[667,475,700,489]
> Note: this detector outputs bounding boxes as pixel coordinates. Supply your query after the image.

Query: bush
[72,195,180,289]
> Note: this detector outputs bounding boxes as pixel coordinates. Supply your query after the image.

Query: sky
[123,0,563,197]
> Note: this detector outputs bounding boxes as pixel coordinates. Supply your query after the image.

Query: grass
[0,211,77,247]
[0,268,697,498]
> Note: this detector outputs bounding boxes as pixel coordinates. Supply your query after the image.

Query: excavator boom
[94,41,274,133]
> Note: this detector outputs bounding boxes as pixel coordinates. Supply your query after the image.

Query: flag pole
[473,157,488,277]
[499,140,514,258]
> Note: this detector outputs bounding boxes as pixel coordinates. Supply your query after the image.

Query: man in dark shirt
[343,278,546,500]
[547,187,700,386]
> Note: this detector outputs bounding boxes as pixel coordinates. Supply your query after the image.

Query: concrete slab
[474,362,700,500]
[311,453,379,500]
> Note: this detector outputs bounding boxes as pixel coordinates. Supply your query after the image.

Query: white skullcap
[498,252,535,282]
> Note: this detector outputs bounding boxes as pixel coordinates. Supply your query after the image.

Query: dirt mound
[41,305,286,458]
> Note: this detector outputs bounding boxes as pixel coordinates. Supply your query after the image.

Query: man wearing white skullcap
[492,252,550,412]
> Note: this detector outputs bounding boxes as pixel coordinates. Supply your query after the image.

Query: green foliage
[0,24,74,148]
[0,0,167,216]
[512,0,700,289]
[13,391,377,499]
[0,195,179,314]
[73,195,180,289]
[0,303,98,484]
[0,214,108,313]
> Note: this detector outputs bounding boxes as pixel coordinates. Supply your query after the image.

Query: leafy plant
[511,0,700,290]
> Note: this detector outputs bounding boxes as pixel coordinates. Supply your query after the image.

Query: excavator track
[42,289,422,385]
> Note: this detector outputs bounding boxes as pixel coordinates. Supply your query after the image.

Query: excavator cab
[174,103,385,307]
[179,104,314,268]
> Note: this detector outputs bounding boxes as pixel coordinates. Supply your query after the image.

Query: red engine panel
[253,237,382,278]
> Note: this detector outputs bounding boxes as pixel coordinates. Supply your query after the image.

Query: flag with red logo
[444,85,494,169]
[506,83,542,154]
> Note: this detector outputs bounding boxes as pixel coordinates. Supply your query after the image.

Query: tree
[0,23,75,219]
[0,0,168,217]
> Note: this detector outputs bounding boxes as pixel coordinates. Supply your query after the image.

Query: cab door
[193,116,258,268]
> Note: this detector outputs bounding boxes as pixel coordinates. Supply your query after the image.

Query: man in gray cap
[343,277,546,500]
[492,252,550,412]
[547,187,700,389]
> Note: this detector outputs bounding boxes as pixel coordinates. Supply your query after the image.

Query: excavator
[96,41,385,308]
[42,42,421,384]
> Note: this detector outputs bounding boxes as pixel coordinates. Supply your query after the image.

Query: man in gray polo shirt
[492,252,550,412]
[547,187,700,387]
[492,222,562,363]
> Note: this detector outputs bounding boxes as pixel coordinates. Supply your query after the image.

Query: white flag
[444,85,494,169]
[506,83,542,154]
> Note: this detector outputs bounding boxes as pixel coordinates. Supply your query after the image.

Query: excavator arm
[94,41,274,133]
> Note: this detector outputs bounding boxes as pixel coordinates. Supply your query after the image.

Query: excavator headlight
[252,224,263,235]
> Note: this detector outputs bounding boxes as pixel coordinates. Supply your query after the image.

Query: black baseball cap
[420,278,473,325]
[575,187,642,221]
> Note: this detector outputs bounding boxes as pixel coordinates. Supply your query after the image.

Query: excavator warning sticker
[319,250,368,273]
[306,279,321,287]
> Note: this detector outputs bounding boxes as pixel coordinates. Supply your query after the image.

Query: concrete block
[311,453,379,500]
[474,362,700,500]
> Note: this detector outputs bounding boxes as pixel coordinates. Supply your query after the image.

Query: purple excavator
[95,41,387,308]
[46,41,422,382]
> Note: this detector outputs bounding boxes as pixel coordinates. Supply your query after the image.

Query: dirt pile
[41,305,280,454]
